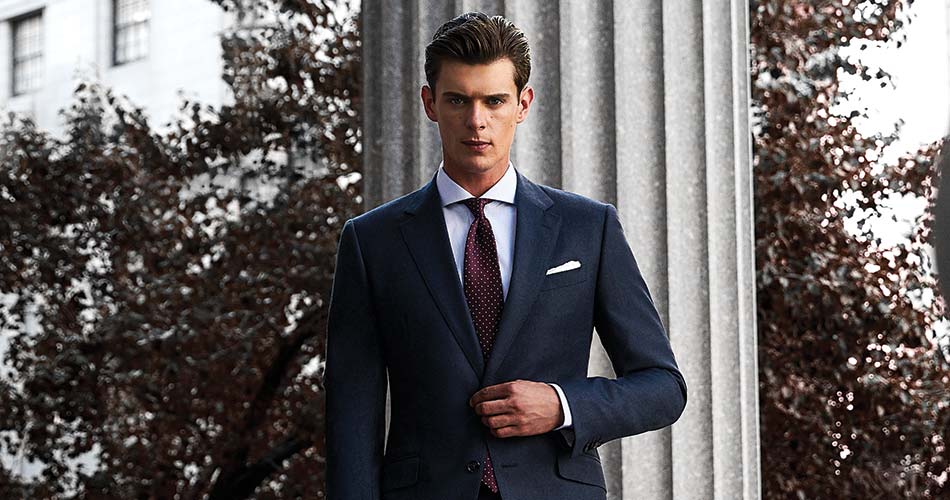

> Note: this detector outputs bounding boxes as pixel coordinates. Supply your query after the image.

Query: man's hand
[469,379,564,438]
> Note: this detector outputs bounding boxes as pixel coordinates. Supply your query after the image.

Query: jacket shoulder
[346,186,424,230]
[535,183,611,217]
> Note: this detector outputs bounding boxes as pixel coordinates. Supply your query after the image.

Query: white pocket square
[546,260,581,275]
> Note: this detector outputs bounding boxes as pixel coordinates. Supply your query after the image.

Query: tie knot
[462,197,491,217]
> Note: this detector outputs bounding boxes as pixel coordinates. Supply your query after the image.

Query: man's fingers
[490,425,523,438]
[482,413,520,429]
[473,399,511,416]
[469,381,518,407]
[470,379,561,438]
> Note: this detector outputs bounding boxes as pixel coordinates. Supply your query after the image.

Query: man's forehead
[435,58,518,94]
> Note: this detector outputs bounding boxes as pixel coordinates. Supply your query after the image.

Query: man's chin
[450,158,503,175]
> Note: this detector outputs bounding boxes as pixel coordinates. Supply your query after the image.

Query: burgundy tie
[461,197,504,494]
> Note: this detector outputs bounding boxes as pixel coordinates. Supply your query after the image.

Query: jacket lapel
[483,170,560,385]
[400,173,485,380]
[398,169,561,385]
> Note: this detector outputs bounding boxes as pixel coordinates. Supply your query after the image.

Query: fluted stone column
[362,1,759,498]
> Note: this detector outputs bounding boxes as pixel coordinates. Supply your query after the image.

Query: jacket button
[466,460,481,473]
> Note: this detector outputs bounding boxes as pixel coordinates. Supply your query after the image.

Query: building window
[113,0,150,65]
[12,12,43,96]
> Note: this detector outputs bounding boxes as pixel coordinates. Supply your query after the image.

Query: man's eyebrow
[441,91,512,100]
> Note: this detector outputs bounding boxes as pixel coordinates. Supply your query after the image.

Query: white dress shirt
[436,162,574,431]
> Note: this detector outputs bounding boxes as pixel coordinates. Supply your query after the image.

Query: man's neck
[442,161,509,198]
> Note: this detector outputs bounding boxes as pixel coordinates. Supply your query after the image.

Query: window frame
[112,0,150,66]
[10,9,44,96]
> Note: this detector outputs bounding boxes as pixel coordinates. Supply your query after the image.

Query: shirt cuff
[548,383,573,430]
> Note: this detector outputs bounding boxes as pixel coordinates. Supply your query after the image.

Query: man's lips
[462,140,491,152]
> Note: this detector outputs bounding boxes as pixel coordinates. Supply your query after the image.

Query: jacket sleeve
[556,203,687,459]
[325,218,388,498]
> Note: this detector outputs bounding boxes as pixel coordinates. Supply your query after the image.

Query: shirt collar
[436,161,517,207]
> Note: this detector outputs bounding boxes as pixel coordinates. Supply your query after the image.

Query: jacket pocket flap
[556,454,606,490]
[381,454,420,491]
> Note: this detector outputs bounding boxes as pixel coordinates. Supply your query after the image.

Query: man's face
[422,58,533,177]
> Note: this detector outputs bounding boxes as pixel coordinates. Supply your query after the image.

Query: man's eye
[488,98,504,105]
[450,97,465,105]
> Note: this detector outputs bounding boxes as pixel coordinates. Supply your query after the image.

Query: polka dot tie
[461,197,503,494]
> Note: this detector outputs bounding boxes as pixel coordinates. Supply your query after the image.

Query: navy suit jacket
[324,168,687,500]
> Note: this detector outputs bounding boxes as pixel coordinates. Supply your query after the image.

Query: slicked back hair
[424,12,531,95]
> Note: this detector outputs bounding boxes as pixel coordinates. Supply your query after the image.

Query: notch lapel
[483,170,560,385]
[400,174,485,380]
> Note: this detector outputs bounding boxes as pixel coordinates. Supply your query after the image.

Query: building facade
[0,0,230,135]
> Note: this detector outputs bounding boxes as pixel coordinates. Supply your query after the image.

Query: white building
[0,0,231,135]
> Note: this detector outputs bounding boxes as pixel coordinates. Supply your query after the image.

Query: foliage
[751,0,949,497]
[0,0,360,498]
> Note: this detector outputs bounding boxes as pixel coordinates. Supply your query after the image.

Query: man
[324,12,686,500]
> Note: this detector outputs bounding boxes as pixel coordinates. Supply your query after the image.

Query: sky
[839,0,949,159]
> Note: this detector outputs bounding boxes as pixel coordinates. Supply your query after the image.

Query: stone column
[938,2,950,301]
[362,1,759,498]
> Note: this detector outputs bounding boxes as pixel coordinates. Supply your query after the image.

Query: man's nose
[465,103,487,130]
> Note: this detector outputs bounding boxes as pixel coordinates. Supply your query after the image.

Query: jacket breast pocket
[381,454,420,492]
[539,268,587,292]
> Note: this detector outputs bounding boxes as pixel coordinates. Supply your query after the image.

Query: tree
[751,0,949,497]
[0,0,360,497]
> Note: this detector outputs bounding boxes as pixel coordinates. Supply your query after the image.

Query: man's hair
[424,12,531,95]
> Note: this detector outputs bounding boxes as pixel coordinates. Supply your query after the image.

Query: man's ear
[421,85,438,122]
[516,85,535,123]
